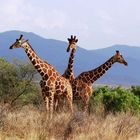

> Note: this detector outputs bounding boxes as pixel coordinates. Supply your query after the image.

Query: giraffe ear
[75,39,78,43]
[67,38,71,42]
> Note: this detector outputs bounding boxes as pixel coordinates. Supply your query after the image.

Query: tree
[0,58,41,106]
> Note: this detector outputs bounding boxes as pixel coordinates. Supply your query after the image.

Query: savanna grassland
[0,58,140,140]
[0,104,140,140]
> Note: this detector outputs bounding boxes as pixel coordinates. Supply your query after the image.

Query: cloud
[0,0,140,49]
[0,0,67,32]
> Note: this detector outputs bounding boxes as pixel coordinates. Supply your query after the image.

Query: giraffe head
[113,50,128,66]
[67,35,78,52]
[9,35,28,49]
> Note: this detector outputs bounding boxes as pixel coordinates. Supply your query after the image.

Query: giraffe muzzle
[9,45,13,49]
[123,61,128,66]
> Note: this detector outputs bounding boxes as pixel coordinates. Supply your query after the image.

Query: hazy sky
[0,0,140,49]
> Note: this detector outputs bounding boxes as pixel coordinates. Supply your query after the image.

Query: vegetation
[0,105,140,140]
[0,58,140,139]
[90,86,140,114]
[0,58,42,106]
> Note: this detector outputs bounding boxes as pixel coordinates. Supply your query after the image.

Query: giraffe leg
[45,96,49,112]
[54,97,59,111]
[65,91,73,113]
[83,97,89,113]
[40,80,49,112]
[48,90,54,119]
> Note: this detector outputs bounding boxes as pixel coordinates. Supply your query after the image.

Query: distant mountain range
[0,30,140,85]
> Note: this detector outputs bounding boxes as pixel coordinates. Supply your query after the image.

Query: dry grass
[0,103,140,140]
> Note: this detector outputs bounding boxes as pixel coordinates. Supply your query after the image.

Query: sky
[0,0,140,50]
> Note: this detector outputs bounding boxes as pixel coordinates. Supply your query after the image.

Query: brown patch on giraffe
[47,80,52,86]
[85,73,89,77]
[102,64,106,69]
[61,85,64,90]
[44,64,48,69]
[38,69,42,73]
[102,70,106,73]
[56,85,60,89]
[94,71,98,75]
[71,59,74,64]
[81,77,87,82]
[106,62,110,66]
[27,53,30,57]
[49,96,53,101]
[35,56,38,59]
[44,74,49,79]
[45,92,50,97]
[29,56,32,60]
[56,90,61,94]
[45,86,49,91]
[40,72,44,76]
[29,50,32,53]
[32,59,36,65]
[36,60,40,64]
[48,69,53,76]
[35,65,40,69]
[86,76,90,82]
[98,67,102,73]
[50,77,55,82]
[42,68,47,73]
[105,67,109,71]
[93,77,97,81]
[96,74,100,78]
[40,63,44,67]
[100,73,103,76]
[53,72,57,77]
[89,73,93,78]
[32,52,35,57]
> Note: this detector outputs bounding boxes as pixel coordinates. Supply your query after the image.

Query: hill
[0,30,140,85]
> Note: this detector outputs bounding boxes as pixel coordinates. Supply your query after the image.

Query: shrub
[131,86,140,98]
[90,86,140,114]
[0,58,42,106]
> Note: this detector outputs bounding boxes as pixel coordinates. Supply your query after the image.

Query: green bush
[131,86,140,98]
[90,86,140,114]
[0,58,42,106]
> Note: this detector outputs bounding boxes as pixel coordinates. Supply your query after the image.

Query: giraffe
[71,50,128,111]
[62,35,78,83]
[9,35,73,118]
[48,35,78,111]
[40,35,78,111]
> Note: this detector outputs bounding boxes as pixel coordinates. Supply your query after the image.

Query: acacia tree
[0,58,41,106]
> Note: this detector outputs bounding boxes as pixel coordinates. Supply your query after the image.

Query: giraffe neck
[78,56,115,84]
[24,43,55,79]
[62,49,75,82]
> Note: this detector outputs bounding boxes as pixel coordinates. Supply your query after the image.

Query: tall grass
[0,103,140,140]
